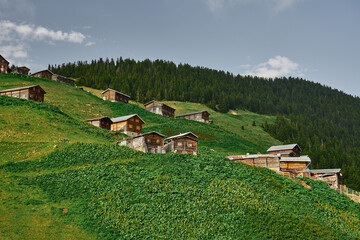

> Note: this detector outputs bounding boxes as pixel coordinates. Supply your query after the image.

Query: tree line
[50,57,360,189]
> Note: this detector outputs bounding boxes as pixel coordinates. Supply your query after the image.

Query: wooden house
[280,156,311,172]
[12,66,30,75]
[84,116,113,130]
[310,169,342,189]
[0,85,46,102]
[175,111,211,123]
[31,70,75,86]
[0,55,9,73]
[144,100,175,118]
[267,144,301,157]
[31,69,53,79]
[118,131,165,153]
[227,154,281,171]
[163,132,198,155]
[111,114,145,137]
[102,88,130,103]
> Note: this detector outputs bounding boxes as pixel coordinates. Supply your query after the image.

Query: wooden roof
[309,169,342,174]
[280,156,311,162]
[111,114,145,124]
[165,132,198,141]
[0,85,46,94]
[84,116,112,122]
[227,154,280,160]
[176,110,209,118]
[143,100,175,110]
[0,54,9,64]
[13,66,30,71]
[101,88,130,98]
[31,69,54,76]
[267,144,301,152]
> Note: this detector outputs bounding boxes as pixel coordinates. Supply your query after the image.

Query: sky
[0,0,359,96]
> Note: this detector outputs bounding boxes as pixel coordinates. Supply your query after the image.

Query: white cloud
[245,56,301,78]
[85,41,95,47]
[203,0,301,13]
[0,20,87,61]
[0,20,86,43]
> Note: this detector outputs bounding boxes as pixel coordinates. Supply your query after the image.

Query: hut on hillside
[175,110,211,123]
[102,88,130,103]
[0,55,9,73]
[12,66,30,75]
[31,70,75,86]
[310,169,342,189]
[84,116,113,130]
[163,132,198,155]
[118,131,165,153]
[0,85,46,102]
[111,114,145,136]
[267,144,301,157]
[144,100,175,118]
[227,154,281,171]
[280,156,311,173]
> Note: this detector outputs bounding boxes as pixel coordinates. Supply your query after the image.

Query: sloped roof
[0,54,9,64]
[122,131,165,141]
[0,85,46,94]
[267,144,301,152]
[164,132,198,141]
[309,169,342,174]
[101,88,130,98]
[84,116,112,122]
[280,155,311,162]
[143,100,175,110]
[13,66,30,71]
[176,110,209,118]
[31,69,54,76]
[111,114,145,124]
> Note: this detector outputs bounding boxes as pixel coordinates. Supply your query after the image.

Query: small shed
[310,169,342,189]
[267,144,301,157]
[163,132,198,155]
[84,116,113,130]
[102,88,130,103]
[31,70,75,86]
[144,100,176,118]
[0,55,9,73]
[111,114,145,137]
[280,156,311,172]
[12,66,30,75]
[175,110,211,123]
[0,85,46,102]
[227,154,281,171]
[118,131,165,153]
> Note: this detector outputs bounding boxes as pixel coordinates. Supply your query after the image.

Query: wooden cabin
[175,111,211,123]
[227,154,281,171]
[163,132,198,155]
[0,85,46,102]
[280,156,311,172]
[31,70,75,86]
[118,131,165,153]
[111,114,145,137]
[0,55,9,73]
[12,66,30,75]
[102,88,130,103]
[267,144,301,157]
[144,100,175,118]
[31,69,53,79]
[84,116,113,130]
[310,169,342,189]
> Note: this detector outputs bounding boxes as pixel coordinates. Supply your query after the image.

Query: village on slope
[1,54,357,202]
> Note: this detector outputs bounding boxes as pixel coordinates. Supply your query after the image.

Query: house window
[136,119,139,123]
[136,126,140,130]
[188,143,193,147]
[147,138,151,143]
[128,124,133,129]
[156,139,160,143]
[177,142,183,147]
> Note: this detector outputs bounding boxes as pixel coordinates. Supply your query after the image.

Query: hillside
[50,58,360,189]
[1,73,359,239]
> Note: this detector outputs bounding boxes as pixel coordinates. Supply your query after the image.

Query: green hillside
[1,73,359,239]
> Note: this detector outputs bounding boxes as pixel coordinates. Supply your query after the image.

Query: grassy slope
[3,74,358,239]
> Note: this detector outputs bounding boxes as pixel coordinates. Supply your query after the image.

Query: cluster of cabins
[1,53,345,191]
[227,144,342,189]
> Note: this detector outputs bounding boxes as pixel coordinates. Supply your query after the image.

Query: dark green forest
[50,58,360,190]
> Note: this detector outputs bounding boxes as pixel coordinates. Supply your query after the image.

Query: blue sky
[1,0,359,96]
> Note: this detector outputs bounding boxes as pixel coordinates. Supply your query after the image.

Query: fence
[336,185,360,203]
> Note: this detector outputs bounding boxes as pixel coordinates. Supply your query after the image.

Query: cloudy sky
[1,0,359,96]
